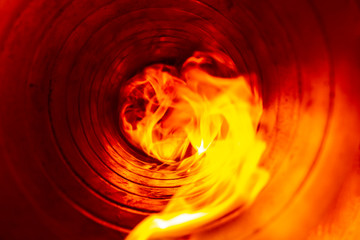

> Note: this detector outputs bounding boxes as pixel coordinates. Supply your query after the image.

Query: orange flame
[122,52,269,240]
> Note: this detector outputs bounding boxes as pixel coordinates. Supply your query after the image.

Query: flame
[121,51,269,240]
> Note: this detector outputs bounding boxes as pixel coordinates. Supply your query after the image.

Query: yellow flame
[121,51,269,240]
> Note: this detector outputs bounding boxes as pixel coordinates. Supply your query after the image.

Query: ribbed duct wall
[0,0,359,239]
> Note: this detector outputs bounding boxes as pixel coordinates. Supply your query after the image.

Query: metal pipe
[0,0,359,239]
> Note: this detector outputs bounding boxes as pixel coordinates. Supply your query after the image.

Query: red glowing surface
[0,1,359,240]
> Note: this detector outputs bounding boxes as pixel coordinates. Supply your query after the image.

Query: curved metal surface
[0,0,359,239]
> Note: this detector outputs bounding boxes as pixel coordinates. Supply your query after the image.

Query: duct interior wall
[0,0,359,239]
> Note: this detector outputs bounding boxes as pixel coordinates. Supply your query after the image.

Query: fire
[121,51,269,240]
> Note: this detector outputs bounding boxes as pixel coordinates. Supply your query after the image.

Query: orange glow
[121,52,269,240]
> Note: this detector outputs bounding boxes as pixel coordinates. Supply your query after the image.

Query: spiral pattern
[0,0,359,240]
